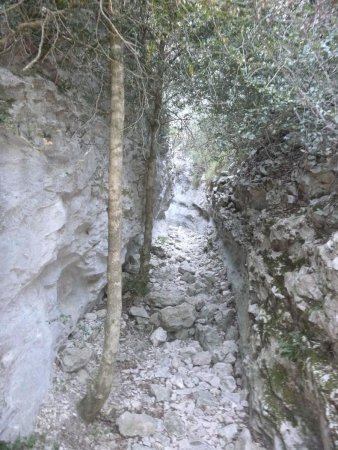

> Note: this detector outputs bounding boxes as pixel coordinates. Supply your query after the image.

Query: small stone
[150,327,167,346]
[61,346,92,373]
[178,440,214,450]
[164,412,185,437]
[192,351,212,366]
[130,306,149,319]
[214,309,236,330]
[136,317,149,326]
[96,309,107,318]
[178,263,196,275]
[181,272,196,284]
[151,245,166,259]
[225,326,239,341]
[150,312,160,326]
[220,376,237,392]
[196,324,224,350]
[174,328,193,340]
[234,428,255,450]
[222,340,238,355]
[220,423,239,442]
[116,412,157,437]
[77,369,90,384]
[85,312,97,321]
[194,391,218,407]
[150,384,171,402]
[213,362,233,376]
[172,374,185,389]
[197,372,221,388]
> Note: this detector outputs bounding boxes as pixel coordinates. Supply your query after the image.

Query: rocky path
[33,189,265,450]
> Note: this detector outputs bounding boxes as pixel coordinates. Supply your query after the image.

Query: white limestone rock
[220,423,239,442]
[0,66,172,440]
[60,346,92,373]
[150,384,171,402]
[192,351,212,366]
[129,306,149,319]
[150,327,167,347]
[159,303,197,332]
[116,412,158,437]
[163,412,185,437]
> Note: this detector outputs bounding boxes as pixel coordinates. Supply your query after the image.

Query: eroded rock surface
[0,66,172,440]
[209,140,338,449]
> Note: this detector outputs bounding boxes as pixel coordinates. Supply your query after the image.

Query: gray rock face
[210,143,338,449]
[0,66,172,440]
[159,303,197,332]
[116,412,158,437]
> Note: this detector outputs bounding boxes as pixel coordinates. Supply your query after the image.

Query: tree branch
[22,13,48,71]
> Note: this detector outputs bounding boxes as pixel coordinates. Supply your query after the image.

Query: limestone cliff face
[209,140,338,449]
[0,67,171,440]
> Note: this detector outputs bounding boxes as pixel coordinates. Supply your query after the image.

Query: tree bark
[77,30,124,422]
[139,40,165,281]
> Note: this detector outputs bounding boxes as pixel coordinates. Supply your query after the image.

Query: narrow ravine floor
[33,183,266,450]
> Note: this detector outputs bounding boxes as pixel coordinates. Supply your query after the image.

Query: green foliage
[170,0,338,177]
[279,331,312,362]
[156,235,168,245]
[0,435,37,450]
[0,112,10,125]
[125,275,148,297]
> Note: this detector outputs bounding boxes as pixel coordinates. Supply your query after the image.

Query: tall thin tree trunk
[139,41,165,281]
[77,31,124,422]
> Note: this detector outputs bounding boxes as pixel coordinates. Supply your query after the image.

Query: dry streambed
[33,222,266,450]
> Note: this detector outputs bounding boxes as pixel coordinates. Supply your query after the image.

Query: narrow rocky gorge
[0,2,337,447]
[32,172,265,450]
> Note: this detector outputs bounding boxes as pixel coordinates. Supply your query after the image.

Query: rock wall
[0,66,171,440]
[209,139,338,449]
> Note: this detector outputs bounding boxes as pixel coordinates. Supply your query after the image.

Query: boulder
[147,291,185,308]
[159,303,197,332]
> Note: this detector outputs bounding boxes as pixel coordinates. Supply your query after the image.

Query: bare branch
[22,12,48,71]
[0,0,25,15]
